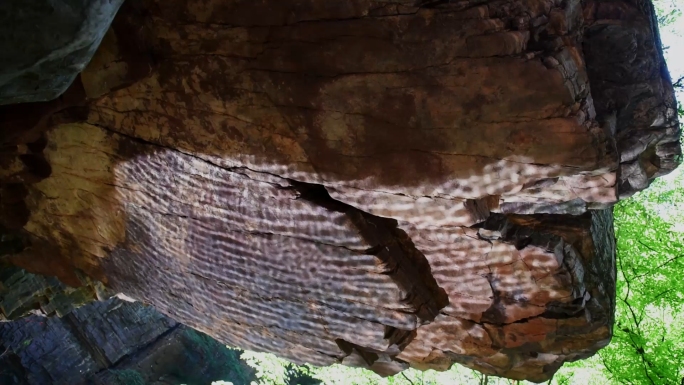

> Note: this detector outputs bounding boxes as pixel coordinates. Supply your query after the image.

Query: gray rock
[0,298,174,385]
[0,266,104,320]
[0,296,256,385]
[0,0,124,105]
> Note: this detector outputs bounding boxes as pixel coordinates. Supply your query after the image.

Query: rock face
[0,265,104,321]
[0,286,254,385]
[0,0,680,382]
[0,0,125,105]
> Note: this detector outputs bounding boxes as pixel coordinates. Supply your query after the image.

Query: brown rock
[0,0,678,382]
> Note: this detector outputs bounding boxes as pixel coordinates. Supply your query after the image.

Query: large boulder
[0,281,253,385]
[0,0,124,105]
[0,0,679,382]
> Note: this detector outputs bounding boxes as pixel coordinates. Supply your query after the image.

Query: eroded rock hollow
[0,0,680,382]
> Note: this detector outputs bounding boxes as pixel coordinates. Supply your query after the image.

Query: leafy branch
[617,246,658,385]
[401,372,417,385]
[673,75,684,90]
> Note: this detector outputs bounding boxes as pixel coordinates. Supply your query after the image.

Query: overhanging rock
[0,0,680,382]
[0,0,125,105]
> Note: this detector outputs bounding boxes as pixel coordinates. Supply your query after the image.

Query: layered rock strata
[0,290,253,385]
[0,0,680,382]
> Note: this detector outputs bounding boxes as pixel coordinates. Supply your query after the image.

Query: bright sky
[661,16,684,79]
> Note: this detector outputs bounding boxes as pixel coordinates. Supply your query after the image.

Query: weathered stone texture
[0,0,679,382]
[0,293,253,385]
[0,296,174,384]
[0,265,104,321]
[0,0,124,105]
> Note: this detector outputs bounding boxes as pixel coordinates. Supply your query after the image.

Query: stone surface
[0,0,680,382]
[0,293,254,385]
[0,264,105,321]
[0,0,124,105]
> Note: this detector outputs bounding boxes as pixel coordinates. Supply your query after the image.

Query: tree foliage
[598,184,684,385]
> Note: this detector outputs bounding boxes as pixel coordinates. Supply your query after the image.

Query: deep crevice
[62,313,112,369]
[287,180,449,324]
